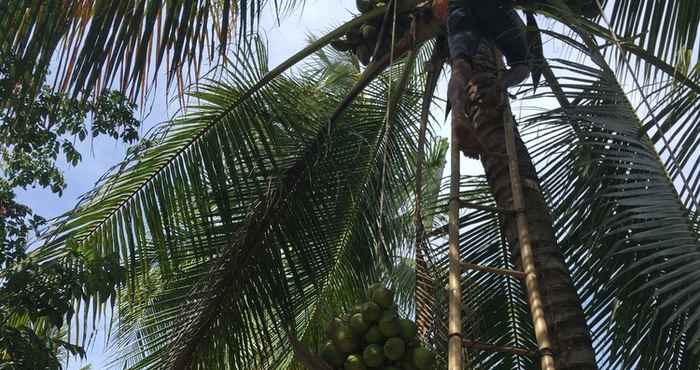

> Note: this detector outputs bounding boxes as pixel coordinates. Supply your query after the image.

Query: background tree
[0,49,140,369]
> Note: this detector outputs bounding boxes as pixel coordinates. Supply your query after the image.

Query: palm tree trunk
[465,47,598,370]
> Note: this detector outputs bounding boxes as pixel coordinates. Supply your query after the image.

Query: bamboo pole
[448,108,463,370]
[461,262,526,280]
[502,101,557,370]
[415,41,445,340]
[463,340,539,358]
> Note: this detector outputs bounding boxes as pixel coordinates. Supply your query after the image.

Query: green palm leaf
[519,27,700,368]
[0,0,306,100]
[602,0,700,66]
[36,34,438,369]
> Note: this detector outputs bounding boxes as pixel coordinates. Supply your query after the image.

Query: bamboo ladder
[445,89,557,370]
[409,1,557,367]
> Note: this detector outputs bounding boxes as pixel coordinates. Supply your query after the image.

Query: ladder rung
[463,339,539,358]
[462,262,525,279]
[459,200,515,214]
[425,224,448,238]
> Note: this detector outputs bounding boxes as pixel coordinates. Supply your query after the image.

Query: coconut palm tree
[9,0,700,369]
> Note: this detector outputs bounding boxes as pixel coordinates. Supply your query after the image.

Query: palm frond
[35,32,440,368]
[601,0,700,67]
[0,0,306,100]
[518,27,700,368]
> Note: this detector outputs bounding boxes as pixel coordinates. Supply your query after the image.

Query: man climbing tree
[442,0,531,158]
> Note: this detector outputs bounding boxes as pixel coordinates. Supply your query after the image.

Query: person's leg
[482,5,531,88]
[447,5,482,158]
[447,57,472,124]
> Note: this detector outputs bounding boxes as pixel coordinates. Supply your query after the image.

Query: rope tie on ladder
[539,347,555,358]
[448,332,464,339]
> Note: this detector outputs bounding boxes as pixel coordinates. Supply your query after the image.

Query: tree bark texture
[463,46,598,370]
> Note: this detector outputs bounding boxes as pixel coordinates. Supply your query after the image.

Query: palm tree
[10,0,699,369]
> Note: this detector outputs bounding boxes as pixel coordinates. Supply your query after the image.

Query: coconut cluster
[320,283,436,370]
[330,0,416,66]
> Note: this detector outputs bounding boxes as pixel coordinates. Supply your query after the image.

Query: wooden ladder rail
[446,99,557,370]
[501,100,557,370]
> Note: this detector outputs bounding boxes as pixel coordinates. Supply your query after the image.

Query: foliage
[0,48,138,369]
[0,0,306,101]
[0,246,123,369]
[0,51,140,195]
[31,36,441,369]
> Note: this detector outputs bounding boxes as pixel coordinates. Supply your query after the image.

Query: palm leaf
[518,27,700,368]
[0,0,306,100]
[601,0,700,67]
[36,33,438,369]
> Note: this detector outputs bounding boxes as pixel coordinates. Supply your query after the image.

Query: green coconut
[384,337,406,361]
[362,344,385,367]
[360,24,377,40]
[368,282,383,299]
[413,346,435,370]
[399,319,417,341]
[351,304,365,315]
[320,340,345,368]
[565,0,600,18]
[364,325,386,345]
[350,313,370,335]
[378,312,401,338]
[362,302,382,322]
[406,337,420,348]
[326,317,345,338]
[335,325,359,353]
[371,286,394,308]
[402,356,419,370]
[345,354,367,370]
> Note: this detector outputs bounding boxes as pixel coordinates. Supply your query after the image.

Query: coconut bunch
[320,283,436,370]
[330,0,416,66]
